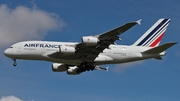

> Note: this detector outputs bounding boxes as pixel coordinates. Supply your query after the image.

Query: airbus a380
[4,18,177,75]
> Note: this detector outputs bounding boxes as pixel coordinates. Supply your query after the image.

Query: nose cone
[4,48,11,57]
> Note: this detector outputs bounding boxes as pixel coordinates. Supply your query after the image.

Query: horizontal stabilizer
[142,42,177,54]
[95,66,109,72]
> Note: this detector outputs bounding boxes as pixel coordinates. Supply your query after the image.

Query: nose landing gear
[12,59,17,66]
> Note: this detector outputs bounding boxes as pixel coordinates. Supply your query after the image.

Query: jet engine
[52,63,67,72]
[67,66,80,75]
[59,46,76,55]
[82,36,99,46]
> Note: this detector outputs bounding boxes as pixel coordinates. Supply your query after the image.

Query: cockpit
[4,46,14,58]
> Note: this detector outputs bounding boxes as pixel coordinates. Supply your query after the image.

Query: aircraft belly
[100,52,144,64]
[94,55,113,62]
[44,58,82,65]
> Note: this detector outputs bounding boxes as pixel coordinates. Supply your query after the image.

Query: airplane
[4,18,177,75]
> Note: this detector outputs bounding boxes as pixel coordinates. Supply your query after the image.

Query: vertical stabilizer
[133,18,171,47]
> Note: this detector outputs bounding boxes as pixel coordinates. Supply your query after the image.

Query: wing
[75,19,141,62]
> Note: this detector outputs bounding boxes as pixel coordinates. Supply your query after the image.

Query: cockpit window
[10,46,13,48]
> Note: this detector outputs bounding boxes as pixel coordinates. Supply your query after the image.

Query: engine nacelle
[59,46,76,55]
[82,36,99,46]
[52,63,67,72]
[67,66,80,75]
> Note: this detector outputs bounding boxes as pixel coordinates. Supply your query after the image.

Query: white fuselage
[4,41,164,65]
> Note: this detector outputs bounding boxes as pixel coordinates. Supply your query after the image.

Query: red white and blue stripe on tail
[133,18,171,47]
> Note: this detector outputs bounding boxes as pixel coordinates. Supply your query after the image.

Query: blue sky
[0,0,180,101]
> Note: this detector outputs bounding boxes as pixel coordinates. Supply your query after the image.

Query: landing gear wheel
[80,61,87,68]
[13,59,17,66]
[13,63,17,66]
[79,61,95,72]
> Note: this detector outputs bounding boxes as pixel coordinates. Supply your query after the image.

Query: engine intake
[82,36,99,46]
[52,63,67,72]
[67,66,80,75]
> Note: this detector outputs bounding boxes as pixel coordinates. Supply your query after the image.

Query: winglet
[136,19,142,25]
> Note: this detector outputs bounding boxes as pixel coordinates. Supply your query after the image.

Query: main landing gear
[12,59,17,66]
[77,62,94,73]
[77,61,109,73]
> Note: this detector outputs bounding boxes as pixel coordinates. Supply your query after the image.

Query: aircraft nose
[4,48,11,57]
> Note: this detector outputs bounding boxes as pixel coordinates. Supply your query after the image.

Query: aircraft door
[128,52,131,57]
[17,47,21,52]
[41,47,46,54]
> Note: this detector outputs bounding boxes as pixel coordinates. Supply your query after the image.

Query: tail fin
[133,18,171,47]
